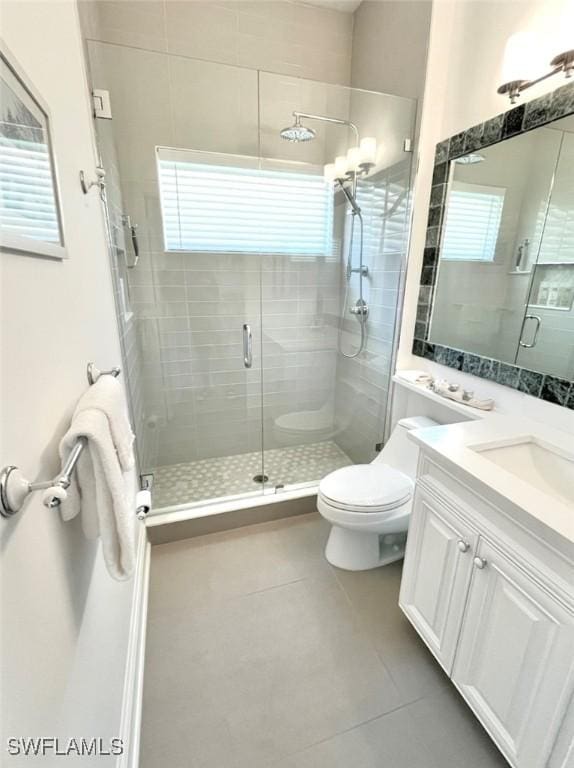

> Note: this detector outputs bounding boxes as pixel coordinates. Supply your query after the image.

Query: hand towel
[73,376,135,472]
[59,382,135,580]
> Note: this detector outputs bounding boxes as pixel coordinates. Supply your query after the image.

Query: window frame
[0,41,66,260]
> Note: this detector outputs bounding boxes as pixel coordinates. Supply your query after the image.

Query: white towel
[59,379,135,580]
[73,376,135,472]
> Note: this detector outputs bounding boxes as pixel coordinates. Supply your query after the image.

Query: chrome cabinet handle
[519,314,541,348]
[457,539,470,553]
[473,556,487,569]
[243,323,252,369]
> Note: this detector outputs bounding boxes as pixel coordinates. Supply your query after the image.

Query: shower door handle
[519,314,541,348]
[243,324,252,368]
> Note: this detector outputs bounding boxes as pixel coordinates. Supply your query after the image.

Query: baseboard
[117,524,151,768]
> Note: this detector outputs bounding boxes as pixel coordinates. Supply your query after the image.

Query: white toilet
[317,416,438,571]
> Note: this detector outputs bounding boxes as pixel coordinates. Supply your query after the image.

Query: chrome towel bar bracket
[1,363,121,519]
[0,437,87,518]
[86,362,121,385]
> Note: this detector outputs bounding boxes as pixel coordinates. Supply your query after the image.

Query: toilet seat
[318,464,413,513]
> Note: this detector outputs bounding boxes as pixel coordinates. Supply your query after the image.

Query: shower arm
[292,112,360,146]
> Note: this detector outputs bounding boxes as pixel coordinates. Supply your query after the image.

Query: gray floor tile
[272,706,430,768]
[147,514,330,620]
[140,513,508,768]
[142,571,402,767]
[405,688,509,767]
[333,562,451,703]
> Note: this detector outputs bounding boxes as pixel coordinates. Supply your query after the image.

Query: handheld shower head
[280,115,316,142]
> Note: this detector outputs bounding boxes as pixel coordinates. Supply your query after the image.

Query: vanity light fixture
[498,31,574,104]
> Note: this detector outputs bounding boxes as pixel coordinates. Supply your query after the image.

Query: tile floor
[141,513,508,768]
[151,441,352,509]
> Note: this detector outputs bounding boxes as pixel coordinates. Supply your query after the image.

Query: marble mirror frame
[412,81,574,409]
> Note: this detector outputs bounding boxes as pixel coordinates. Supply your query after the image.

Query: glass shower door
[257,72,417,492]
[87,42,267,509]
[515,127,574,381]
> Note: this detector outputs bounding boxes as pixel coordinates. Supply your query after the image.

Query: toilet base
[325,525,406,571]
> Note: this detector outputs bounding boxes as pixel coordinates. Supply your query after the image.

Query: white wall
[350,0,431,99]
[397,0,574,433]
[0,0,138,761]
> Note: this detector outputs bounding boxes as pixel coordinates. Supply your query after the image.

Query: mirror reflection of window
[0,49,65,258]
[441,182,505,262]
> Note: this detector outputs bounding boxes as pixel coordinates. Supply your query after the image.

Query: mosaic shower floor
[150,441,352,510]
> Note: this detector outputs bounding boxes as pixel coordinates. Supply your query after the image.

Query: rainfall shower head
[280,115,317,142]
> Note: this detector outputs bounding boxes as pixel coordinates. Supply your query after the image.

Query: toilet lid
[319,464,413,510]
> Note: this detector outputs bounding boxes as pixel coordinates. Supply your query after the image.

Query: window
[441,182,505,262]
[157,148,333,256]
[0,50,65,258]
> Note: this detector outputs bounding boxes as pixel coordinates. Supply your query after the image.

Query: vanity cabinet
[400,471,574,768]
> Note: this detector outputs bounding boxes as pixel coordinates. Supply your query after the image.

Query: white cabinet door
[399,487,478,674]
[452,540,574,768]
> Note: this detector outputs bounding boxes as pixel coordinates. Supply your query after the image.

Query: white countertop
[409,415,574,546]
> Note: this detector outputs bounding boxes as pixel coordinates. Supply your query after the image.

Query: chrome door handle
[457,539,470,553]
[519,314,541,348]
[243,323,252,368]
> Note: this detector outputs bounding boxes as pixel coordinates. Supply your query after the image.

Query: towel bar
[0,362,122,519]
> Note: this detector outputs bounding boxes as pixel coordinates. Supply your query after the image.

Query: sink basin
[471,437,574,507]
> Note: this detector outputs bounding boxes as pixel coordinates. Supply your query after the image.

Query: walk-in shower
[85,41,416,514]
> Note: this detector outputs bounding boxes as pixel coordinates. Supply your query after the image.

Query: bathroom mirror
[414,83,574,401]
[0,44,66,259]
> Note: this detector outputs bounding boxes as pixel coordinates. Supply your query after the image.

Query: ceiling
[301,0,363,13]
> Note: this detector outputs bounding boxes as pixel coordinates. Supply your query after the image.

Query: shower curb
[146,491,318,545]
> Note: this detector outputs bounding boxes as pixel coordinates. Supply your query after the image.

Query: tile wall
[80,0,354,85]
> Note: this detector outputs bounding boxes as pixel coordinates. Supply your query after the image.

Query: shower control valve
[349,299,369,318]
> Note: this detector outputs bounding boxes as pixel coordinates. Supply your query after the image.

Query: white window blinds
[0,135,60,243]
[157,148,333,256]
[441,182,505,262]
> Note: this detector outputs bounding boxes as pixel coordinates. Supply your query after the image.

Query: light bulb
[359,137,377,166]
[501,31,539,84]
[334,155,347,179]
[323,163,336,183]
[346,146,360,172]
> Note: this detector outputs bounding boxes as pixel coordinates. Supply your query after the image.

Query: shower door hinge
[92,89,113,119]
[403,138,413,152]
[140,473,154,491]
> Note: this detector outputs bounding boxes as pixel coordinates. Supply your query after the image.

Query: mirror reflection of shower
[279,111,377,358]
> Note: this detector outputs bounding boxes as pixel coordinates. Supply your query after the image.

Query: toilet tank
[373,416,439,479]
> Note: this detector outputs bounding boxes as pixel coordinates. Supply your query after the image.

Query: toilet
[317,416,438,571]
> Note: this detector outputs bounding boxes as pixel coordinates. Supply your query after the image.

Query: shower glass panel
[515,123,574,379]
[86,41,416,513]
